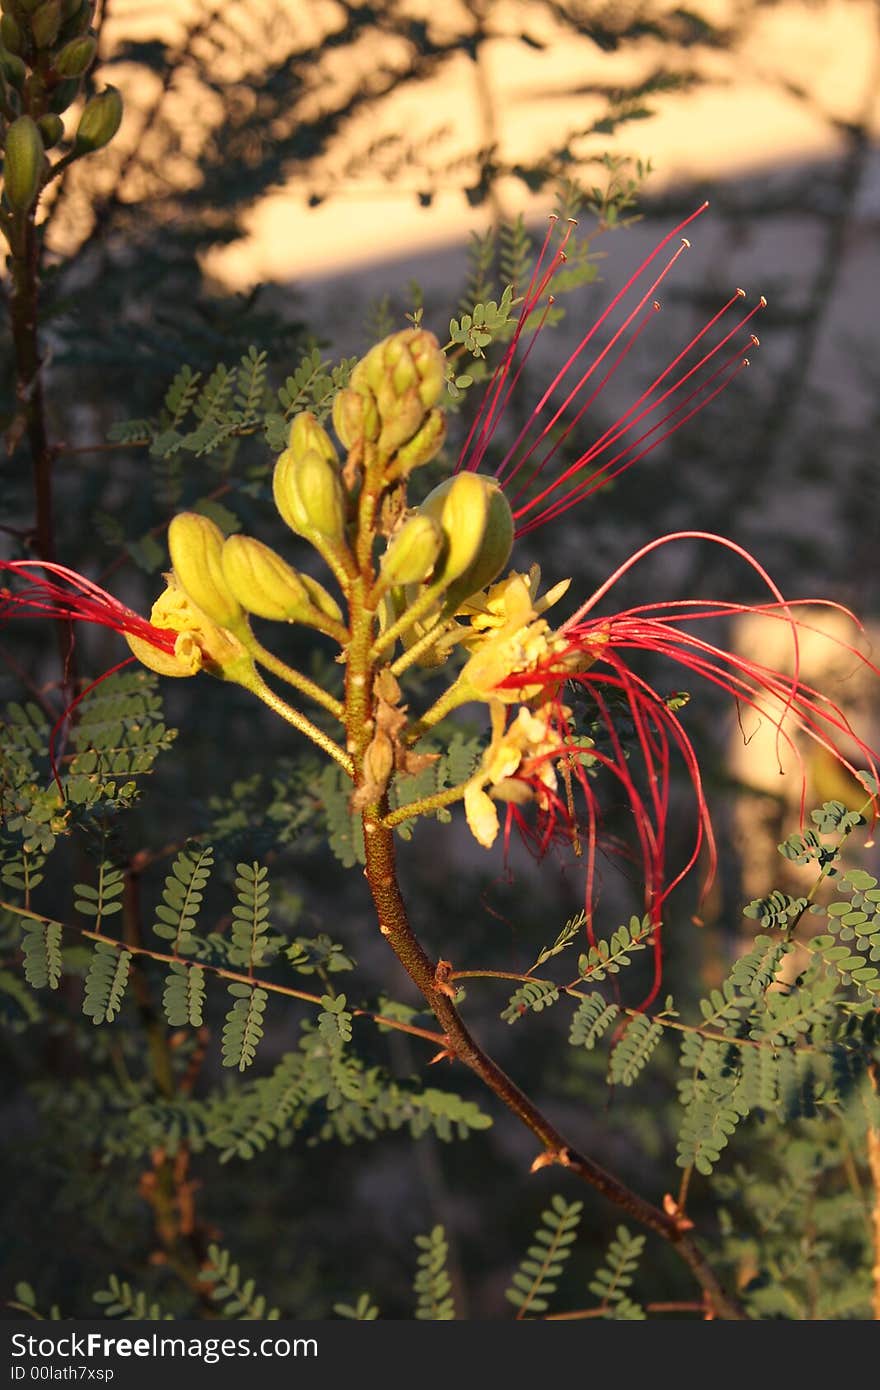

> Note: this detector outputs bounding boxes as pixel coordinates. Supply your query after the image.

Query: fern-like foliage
[82,943,131,1025]
[587,1226,646,1319]
[505,1195,583,1317]
[413,1225,455,1320]
[199,1245,281,1319]
[568,991,619,1050]
[92,1276,171,1321]
[20,918,62,990]
[152,845,214,954]
[221,984,268,1071]
[228,861,271,970]
[501,977,559,1024]
[577,915,652,983]
[607,1012,665,1086]
[334,1293,380,1320]
[162,961,206,1028]
[75,862,124,929]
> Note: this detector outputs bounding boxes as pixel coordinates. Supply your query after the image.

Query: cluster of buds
[1,0,120,227]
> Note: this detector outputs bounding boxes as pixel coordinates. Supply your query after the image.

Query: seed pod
[379,514,443,588]
[73,84,122,152]
[167,512,244,631]
[1,14,23,52]
[3,115,45,212]
[418,473,514,614]
[31,0,62,49]
[37,113,64,148]
[222,534,327,624]
[53,33,96,77]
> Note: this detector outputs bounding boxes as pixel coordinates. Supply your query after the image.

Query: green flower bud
[419,473,514,615]
[380,514,443,588]
[0,47,27,89]
[287,409,337,465]
[273,447,346,544]
[73,84,122,152]
[332,385,379,451]
[221,533,341,627]
[31,0,62,48]
[385,408,446,480]
[61,0,84,19]
[1,14,23,52]
[37,113,64,148]
[167,512,244,632]
[48,75,80,112]
[53,33,96,77]
[3,115,45,212]
[352,329,446,458]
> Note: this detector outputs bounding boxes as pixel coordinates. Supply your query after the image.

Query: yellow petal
[464,782,499,849]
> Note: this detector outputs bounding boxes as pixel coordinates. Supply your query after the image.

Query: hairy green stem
[247,671,352,775]
[246,635,344,719]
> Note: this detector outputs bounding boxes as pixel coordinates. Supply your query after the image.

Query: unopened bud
[53,33,96,77]
[380,514,443,588]
[221,534,340,628]
[1,14,22,52]
[0,47,26,88]
[332,386,379,451]
[37,113,64,148]
[3,115,45,212]
[273,447,346,544]
[31,0,62,48]
[386,408,446,480]
[419,473,514,615]
[167,512,244,632]
[287,409,337,466]
[73,85,122,153]
[61,0,84,19]
[364,729,394,789]
[48,76,80,113]
[300,573,343,623]
[353,329,446,457]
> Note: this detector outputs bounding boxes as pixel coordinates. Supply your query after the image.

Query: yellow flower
[456,568,571,702]
[463,699,571,849]
[125,577,254,683]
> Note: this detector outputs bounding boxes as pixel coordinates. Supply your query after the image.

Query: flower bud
[364,729,394,789]
[167,512,244,632]
[273,446,346,544]
[37,113,64,148]
[73,85,122,152]
[48,75,80,112]
[126,579,254,683]
[332,385,379,451]
[379,514,443,588]
[353,329,446,458]
[418,473,514,615]
[3,115,45,212]
[53,33,96,77]
[31,0,62,48]
[385,408,446,480]
[287,409,337,464]
[61,0,84,19]
[221,534,341,628]
[1,14,22,52]
[0,47,26,88]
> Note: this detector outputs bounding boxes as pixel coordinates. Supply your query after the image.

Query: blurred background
[3,0,880,1319]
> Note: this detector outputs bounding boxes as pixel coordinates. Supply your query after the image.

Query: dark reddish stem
[361,810,748,1320]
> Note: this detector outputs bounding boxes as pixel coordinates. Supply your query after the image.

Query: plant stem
[359,813,748,1319]
[246,635,344,718]
[247,671,352,775]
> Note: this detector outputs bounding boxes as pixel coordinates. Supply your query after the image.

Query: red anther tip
[567,217,578,226]
[559,251,567,263]
[750,334,760,347]
[743,358,750,367]
[759,295,768,307]
[735,287,746,298]
[681,237,691,249]
[548,212,559,221]
[547,294,556,305]
[652,300,661,311]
